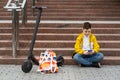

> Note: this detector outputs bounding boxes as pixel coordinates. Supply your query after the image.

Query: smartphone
[88,50,92,52]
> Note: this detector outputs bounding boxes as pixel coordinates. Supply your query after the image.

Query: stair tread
[15,33,120,36]
[0,47,120,51]
[0,55,120,60]
[64,56,120,60]
[0,40,120,42]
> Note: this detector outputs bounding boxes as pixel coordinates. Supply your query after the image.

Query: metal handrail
[22,0,27,26]
[32,0,35,16]
[4,0,21,9]
[21,0,27,8]
[4,0,27,57]
[4,0,27,24]
[4,0,12,8]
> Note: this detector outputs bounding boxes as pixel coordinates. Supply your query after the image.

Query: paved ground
[0,65,120,80]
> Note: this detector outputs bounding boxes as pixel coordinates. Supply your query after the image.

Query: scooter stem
[28,6,46,59]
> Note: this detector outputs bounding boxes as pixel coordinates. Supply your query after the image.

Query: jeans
[73,52,104,66]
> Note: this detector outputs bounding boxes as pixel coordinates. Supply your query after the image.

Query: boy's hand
[83,51,89,55]
[88,50,95,55]
[83,50,95,55]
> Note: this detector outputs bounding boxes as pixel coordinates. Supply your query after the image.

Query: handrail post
[12,9,19,57]
[32,0,35,16]
[4,0,27,57]
[22,0,27,27]
[12,0,20,57]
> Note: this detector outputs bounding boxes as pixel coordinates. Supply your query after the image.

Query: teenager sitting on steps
[73,22,104,68]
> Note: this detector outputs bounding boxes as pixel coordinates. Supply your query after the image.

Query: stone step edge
[0,33,120,36]
[0,55,120,65]
[1,27,120,29]
[0,56,120,60]
[0,40,120,43]
[0,48,120,51]
[1,20,120,24]
[1,16,120,19]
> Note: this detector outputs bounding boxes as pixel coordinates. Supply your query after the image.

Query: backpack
[56,55,64,67]
[37,49,58,73]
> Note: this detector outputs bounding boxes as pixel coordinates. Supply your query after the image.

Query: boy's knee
[73,54,79,60]
[73,53,82,61]
[73,54,77,60]
[98,52,104,60]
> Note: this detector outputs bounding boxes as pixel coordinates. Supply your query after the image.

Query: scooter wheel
[21,59,33,73]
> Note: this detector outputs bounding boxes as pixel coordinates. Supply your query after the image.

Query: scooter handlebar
[32,6,47,9]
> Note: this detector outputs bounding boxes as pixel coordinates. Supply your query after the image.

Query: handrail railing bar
[4,6,21,9]
[4,0,26,9]
[21,0,26,8]
[4,0,12,8]
[4,0,27,57]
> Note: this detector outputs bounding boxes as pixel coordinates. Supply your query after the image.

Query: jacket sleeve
[74,35,84,54]
[93,36,100,53]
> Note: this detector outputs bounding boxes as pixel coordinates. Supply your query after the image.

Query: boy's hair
[83,22,91,29]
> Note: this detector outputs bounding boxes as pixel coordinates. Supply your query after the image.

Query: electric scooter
[21,6,64,73]
[21,6,46,73]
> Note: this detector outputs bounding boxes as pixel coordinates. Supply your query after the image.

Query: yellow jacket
[74,33,100,54]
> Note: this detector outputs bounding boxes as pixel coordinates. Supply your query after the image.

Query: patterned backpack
[37,49,58,73]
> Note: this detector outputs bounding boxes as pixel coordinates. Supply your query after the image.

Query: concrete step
[1,1,120,12]
[36,1,120,4]
[0,40,120,48]
[0,33,120,40]
[1,16,120,20]
[1,8,120,13]
[0,55,120,65]
[1,10,120,17]
[1,0,120,5]
[19,40,120,48]
[0,23,120,28]
[0,47,120,56]
[2,16,120,21]
[64,56,120,65]
[0,27,120,34]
